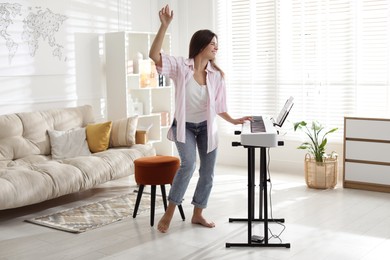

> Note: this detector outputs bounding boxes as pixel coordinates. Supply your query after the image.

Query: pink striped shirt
[156,53,228,153]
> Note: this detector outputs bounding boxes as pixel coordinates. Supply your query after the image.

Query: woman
[150,5,251,233]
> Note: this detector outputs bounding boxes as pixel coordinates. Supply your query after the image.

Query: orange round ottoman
[132,156,185,226]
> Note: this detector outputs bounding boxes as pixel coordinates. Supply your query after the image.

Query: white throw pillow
[48,128,91,159]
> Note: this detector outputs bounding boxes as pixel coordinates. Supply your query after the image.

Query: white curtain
[215,0,390,142]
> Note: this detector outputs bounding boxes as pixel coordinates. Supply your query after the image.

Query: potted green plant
[293,121,338,189]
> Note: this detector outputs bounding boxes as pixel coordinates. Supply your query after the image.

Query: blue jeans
[168,120,217,209]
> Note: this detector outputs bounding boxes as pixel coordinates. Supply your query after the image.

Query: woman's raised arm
[149,5,174,67]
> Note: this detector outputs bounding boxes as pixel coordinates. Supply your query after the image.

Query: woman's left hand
[218,112,252,125]
[233,116,252,125]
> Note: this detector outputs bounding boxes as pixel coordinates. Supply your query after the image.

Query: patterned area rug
[25,192,160,233]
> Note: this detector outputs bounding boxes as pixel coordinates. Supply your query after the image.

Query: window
[215,0,390,142]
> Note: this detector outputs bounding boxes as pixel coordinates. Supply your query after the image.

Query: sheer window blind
[215,0,390,142]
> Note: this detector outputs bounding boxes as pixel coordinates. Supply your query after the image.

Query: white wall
[175,0,215,57]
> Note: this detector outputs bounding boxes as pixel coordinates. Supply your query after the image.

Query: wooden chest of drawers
[343,117,390,192]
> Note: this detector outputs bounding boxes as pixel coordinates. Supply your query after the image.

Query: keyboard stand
[226,143,291,248]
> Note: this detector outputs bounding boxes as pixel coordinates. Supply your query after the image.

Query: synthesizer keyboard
[240,117,278,147]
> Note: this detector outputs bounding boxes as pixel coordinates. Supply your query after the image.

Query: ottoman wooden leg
[133,185,144,218]
[178,204,185,221]
[160,185,168,211]
[150,185,156,226]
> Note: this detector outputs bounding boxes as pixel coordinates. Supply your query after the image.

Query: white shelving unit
[105,31,174,155]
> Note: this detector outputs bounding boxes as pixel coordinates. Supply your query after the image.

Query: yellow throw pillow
[86,121,112,153]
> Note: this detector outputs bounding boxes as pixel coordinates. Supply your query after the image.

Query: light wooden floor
[1,164,390,260]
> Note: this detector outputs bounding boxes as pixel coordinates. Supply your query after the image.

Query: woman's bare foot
[191,215,215,228]
[157,213,172,233]
[191,207,215,228]
[157,203,176,233]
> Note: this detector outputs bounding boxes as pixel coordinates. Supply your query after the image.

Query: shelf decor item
[294,121,338,189]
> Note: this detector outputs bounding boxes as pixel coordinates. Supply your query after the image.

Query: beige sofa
[0,105,155,210]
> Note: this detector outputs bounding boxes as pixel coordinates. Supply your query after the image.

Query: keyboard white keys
[240,117,278,147]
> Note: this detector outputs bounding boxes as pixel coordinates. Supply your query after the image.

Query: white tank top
[185,76,208,123]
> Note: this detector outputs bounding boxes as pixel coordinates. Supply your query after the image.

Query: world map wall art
[0,1,69,75]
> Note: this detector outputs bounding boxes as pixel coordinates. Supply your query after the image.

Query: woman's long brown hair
[189,29,224,77]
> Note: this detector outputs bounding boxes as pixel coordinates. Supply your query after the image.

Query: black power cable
[266,148,286,243]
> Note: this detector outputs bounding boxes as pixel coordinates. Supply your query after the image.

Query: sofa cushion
[48,128,91,159]
[7,155,51,167]
[0,162,90,210]
[110,116,138,147]
[0,114,40,161]
[86,121,112,153]
[0,136,40,162]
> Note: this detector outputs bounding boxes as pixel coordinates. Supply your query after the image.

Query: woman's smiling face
[200,36,218,60]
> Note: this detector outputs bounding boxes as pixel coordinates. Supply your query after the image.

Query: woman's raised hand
[159,5,173,27]
[149,5,172,65]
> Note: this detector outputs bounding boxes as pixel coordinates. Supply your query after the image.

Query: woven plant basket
[304,154,338,189]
